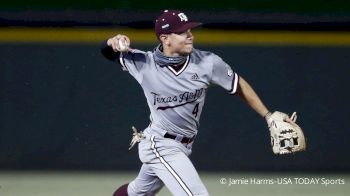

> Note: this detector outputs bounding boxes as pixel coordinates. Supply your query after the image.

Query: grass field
[0,171,348,196]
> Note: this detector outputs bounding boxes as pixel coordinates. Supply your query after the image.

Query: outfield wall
[0,29,349,171]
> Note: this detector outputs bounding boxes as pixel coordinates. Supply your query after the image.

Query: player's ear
[159,34,170,45]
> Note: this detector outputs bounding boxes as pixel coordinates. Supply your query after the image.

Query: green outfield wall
[0,28,349,171]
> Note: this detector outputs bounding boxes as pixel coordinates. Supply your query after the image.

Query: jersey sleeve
[118,49,148,84]
[210,54,240,95]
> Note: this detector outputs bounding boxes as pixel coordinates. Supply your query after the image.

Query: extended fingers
[290,112,297,122]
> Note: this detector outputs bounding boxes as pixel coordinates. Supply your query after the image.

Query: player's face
[164,29,194,56]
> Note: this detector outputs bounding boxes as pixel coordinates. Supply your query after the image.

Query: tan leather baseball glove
[265,111,306,155]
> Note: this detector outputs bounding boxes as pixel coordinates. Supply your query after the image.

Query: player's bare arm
[236,76,269,117]
[237,76,306,154]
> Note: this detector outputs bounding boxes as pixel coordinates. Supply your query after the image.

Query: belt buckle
[175,134,184,143]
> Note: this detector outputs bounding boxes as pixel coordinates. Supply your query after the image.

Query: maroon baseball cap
[155,10,202,37]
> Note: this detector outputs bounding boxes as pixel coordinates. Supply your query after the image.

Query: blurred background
[1,0,350,195]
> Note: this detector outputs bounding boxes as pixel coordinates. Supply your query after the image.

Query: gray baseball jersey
[119,48,239,138]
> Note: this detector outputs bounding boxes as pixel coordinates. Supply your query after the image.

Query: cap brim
[172,22,202,34]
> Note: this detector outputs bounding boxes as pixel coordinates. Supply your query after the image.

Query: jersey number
[192,103,200,118]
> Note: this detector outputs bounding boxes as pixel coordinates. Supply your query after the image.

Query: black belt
[164,132,194,144]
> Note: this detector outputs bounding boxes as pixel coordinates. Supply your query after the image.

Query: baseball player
[101,10,295,196]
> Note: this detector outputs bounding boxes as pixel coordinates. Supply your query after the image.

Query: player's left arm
[236,76,270,118]
[237,76,306,154]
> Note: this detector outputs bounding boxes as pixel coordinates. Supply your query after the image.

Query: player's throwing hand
[107,34,130,52]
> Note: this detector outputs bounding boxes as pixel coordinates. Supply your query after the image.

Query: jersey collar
[166,56,190,76]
